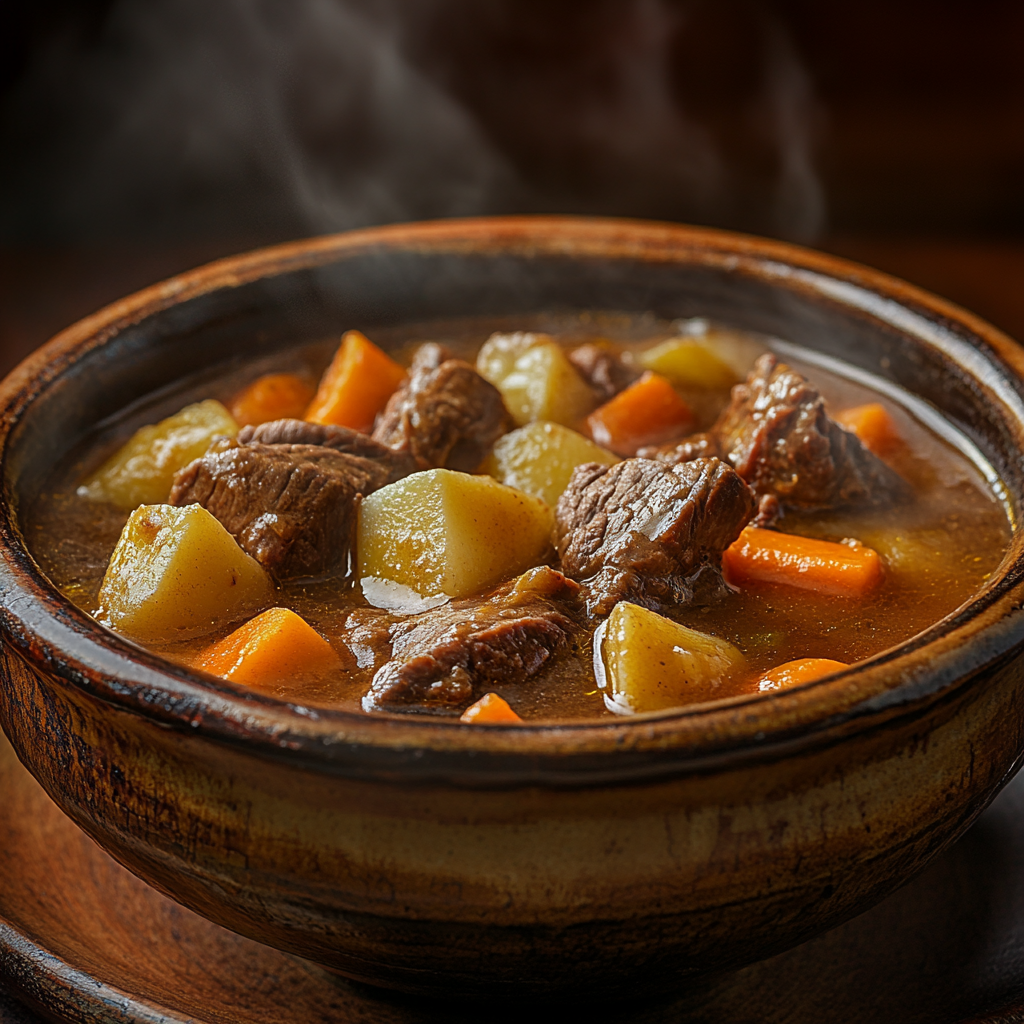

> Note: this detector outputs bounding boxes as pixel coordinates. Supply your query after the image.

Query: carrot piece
[723,526,883,598]
[195,607,340,691]
[229,373,315,427]
[835,402,901,455]
[305,330,407,431]
[757,658,849,692]
[460,692,523,724]
[586,371,695,456]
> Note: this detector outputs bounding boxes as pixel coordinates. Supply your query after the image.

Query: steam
[762,19,827,242]
[0,0,827,243]
[38,0,516,238]
[573,0,726,219]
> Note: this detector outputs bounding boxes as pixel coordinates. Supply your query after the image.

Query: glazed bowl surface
[1,216,1024,999]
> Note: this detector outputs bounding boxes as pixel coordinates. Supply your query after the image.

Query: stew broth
[26,313,1011,720]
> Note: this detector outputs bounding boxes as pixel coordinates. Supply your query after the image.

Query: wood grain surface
[3,725,1024,1024]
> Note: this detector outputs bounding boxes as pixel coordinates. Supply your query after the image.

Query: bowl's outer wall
[3,635,1023,995]
[3,219,1024,996]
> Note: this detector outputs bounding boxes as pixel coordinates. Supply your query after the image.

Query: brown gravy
[25,313,1011,720]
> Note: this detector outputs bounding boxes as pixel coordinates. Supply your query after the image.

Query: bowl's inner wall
[7,248,1024,531]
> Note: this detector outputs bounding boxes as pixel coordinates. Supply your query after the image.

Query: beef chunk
[637,432,721,465]
[555,457,755,615]
[714,354,908,510]
[372,345,512,471]
[360,567,580,712]
[238,419,417,482]
[170,439,392,579]
[752,493,781,529]
[409,341,454,371]
[568,344,640,400]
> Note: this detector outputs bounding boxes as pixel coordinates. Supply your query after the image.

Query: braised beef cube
[637,432,720,465]
[361,567,580,712]
[752,493,782,528]
[409,341,455,371]
[555,457,755,615]
[568,343,640,400]
[714,354,908,510]
[238,419,417,482]
[170,439,391,579]
[341,606,398,674]
[372,346,512,471]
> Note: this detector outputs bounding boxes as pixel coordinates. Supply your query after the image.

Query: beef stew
[26,315,1010,721]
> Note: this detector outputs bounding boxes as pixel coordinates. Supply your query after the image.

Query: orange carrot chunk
[723,526,883,598]
[229,373,315,427]
[195,607,339,691]
[305,330,407,431]
[757,657,849,692]
[586,371,695,456]
[835,402,901,455]
[460,692,523,724]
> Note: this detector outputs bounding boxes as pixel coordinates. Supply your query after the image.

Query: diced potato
[669,320,765,379]
[79,400,238,509]
[500,345,598,427]
[477,333,596,427]
[97,504,273,642]
[358,469,554,599]
[596,602,745,714]
[482,421,619,507]
[638,338,739,390]
[476,331,548,384]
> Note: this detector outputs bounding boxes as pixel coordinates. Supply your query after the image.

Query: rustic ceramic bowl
[1,217,1024,1001]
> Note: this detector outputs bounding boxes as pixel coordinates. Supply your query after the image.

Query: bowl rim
[3,214,1024,783]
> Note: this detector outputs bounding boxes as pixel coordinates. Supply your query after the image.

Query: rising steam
[0,0,826,243]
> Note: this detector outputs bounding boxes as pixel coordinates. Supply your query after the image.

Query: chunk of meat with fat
[372,343,512,471]
[170,438,392,579]
[714,353,908,510]
[555,457,755,616]
[637,432,720,465]
[567,344,640,400]
[238,418,417,481]
[357,567,581,713]
[407,341,453,371]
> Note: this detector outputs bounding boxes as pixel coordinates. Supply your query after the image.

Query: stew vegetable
[28,315,1010,720]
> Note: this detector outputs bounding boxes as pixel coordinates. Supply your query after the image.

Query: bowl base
[1,727,1023,1024]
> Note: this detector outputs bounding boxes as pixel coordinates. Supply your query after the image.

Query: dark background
[3,0,1024,371]
[2,6,1024,1021]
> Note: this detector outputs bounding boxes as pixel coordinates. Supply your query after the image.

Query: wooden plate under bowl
[1,727,1024,1024]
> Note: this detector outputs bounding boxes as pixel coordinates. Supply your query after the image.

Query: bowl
[1,216,1024,1000]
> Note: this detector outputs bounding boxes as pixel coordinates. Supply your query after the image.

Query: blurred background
[2,0,1024,373]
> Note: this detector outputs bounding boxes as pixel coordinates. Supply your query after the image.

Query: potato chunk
[596,602,745,714]
[97,504,273,642]
[476,332,596,427]
[483,421,618,507]
[358,469,554,599]
[638,338,738,390]
[476,331,545,384]
[79,400,238,509]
